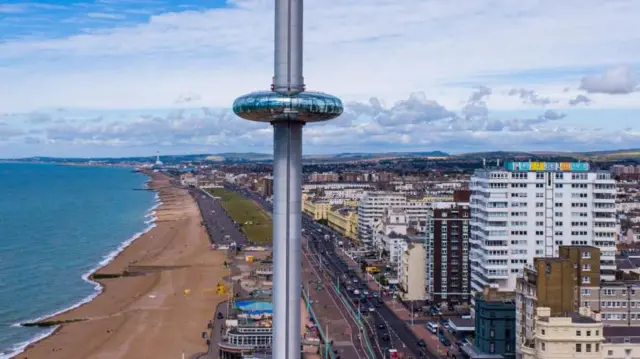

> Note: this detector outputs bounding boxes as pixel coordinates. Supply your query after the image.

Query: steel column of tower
[232,0,343,358]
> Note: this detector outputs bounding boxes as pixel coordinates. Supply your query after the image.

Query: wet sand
[18,172,228,359]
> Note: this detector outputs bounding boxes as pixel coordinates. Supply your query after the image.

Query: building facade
[520,306,604,359]
[516,246,601,355]
[473,287,517,359]
[470,162,617,296]
[426,203,471,305]
[327,207,358,240]
[518,306,640,359]
[358,192,429,245]
[399,242,427,301]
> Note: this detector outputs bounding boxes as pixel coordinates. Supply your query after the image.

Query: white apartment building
[357,191,429,244]
[470,161,617,295]
[372,208,410,271]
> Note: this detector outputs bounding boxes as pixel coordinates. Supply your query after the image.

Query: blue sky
[1,0,639,158]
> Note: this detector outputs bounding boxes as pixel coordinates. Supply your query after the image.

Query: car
[368,307,375,312]
[439,335,451,347]
[417,339,426,347]
[378,323,385,330]
[217,312,224,320]
[363,290,369,295]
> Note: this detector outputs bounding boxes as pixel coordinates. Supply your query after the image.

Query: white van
[426,321,439,334]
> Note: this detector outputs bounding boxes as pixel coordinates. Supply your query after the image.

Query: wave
[0,326,57,359]
[4,187,162,358]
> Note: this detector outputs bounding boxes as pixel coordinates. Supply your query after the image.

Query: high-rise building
[426,202,471,305]
[469,161,617,296]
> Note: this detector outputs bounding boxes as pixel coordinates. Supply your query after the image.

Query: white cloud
[1,0,640,112]
[580,65,639,94]
[86,12,127,20]
[1,89,634,157]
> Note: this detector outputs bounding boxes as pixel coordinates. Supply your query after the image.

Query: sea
[0,163,158,358]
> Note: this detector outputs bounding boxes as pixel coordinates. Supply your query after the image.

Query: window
[577,330,582,336]
[586,343,592,353]
[555,202,563,207]
[582,288,591,295]
[587,330,591,336]
[576,344,582,353]
[541,329,545,335]
[582,276,591,284]
[582,251,591,259]
[536,202,544,207]
[583,264,591,271]
[555,183,563,188]
[596,343,600,352]
[541,342,546,351]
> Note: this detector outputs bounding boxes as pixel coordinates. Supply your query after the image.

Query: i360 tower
[232,0,343,358]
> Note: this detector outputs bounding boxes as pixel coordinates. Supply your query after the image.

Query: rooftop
[537,312,598,324]
[604,326,640,344]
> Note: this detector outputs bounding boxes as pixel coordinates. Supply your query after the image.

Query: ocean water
[0,163,158,358]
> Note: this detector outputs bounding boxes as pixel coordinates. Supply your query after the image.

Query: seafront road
[188,187,247,246]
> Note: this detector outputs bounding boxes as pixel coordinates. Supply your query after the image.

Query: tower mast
[233,1,343,358]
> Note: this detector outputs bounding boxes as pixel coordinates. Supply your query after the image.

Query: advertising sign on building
[505,161,589,172]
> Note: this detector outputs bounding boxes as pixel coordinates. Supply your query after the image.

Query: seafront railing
[302,289,337,359]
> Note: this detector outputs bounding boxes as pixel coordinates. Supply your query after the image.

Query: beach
[17,172,227,359]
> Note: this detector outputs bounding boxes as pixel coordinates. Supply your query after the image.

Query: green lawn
[206,188,272,244]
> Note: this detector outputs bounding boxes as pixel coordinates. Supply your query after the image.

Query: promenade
[302,244,369,359]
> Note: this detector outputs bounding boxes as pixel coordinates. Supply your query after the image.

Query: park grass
[206,188,272,244]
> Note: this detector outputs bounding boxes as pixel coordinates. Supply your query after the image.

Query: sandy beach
[18,172,227,359]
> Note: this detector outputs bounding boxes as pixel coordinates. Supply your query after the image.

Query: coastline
[13,171,228,359]
[2,171,159,358]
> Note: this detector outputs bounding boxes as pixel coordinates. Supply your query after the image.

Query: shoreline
[3,171,160,358]
[12,171,227,359]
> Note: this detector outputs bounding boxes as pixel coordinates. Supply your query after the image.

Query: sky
[0,0,639,158]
